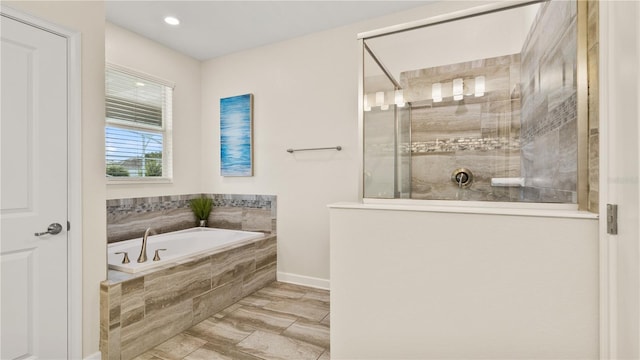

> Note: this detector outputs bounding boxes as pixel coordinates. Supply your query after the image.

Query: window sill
[107,177,173,185]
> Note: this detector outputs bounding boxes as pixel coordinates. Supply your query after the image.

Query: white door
[1,15,69,359]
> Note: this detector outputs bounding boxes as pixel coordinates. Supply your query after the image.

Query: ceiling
[105,1,433,61]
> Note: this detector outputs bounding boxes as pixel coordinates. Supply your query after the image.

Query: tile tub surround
[107,194,276,243]
[100,234,277,360]
[131,282,330,360]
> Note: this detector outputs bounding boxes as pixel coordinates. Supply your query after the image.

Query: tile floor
[132,281,330,360]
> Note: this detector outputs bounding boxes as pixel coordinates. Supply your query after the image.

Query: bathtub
[108,227,265,274]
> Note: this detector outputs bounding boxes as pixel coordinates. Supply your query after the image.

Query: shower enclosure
[360,0,588,207]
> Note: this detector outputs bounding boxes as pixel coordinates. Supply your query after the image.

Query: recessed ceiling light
[164,16,180,26]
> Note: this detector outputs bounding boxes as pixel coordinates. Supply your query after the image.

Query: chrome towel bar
[286,146,342,153]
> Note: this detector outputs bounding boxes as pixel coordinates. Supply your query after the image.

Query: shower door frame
[357,0,590,210]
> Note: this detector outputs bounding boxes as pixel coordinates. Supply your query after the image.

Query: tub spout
[137,227,152,263]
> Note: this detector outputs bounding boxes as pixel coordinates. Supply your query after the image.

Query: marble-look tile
[411,103,483,143]
[210,245,255,289]
[320,313,330,326]
[147,333,207,360]
[263,298,329,322]
[238,293,274,308]
[130,282,329,360]
[131,353,164,360]
[255,281,306,300]
[237,330,325,360]
[242,208,272,233]
[108,207,194,243]
[192,279,243,324]
[209,207,242,230]
[186,317,254,345]
[556,119,578,192]
[225,306,298,333]
[121,277,145,327]
[411,150,521,201]
[144,301,195,359]
[106,284,122,330]
[213,303,243,319]
[108,193,277,244]
[100,283,113,357]
[144,256,211,316]
[120,312,149,360]
[588,43,599,131]
[254,236,277,270]
[185,342,263,360]
[302,288,330,303]
[242,262,276,297]
[587,0,599,51]
[282,319,330,349]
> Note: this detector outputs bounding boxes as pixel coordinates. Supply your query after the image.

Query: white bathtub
[108,227,265,274]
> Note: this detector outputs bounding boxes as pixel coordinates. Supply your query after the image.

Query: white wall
[4,1,106,357]
[105,22,202,200]
[601,1,640,357]
[200,1,495,287]
[330,205,599,359]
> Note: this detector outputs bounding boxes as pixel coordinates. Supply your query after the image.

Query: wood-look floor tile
[282,319,330,349]
[184,342,263,360]
[238,293,274,307]
[185,317,253,345]
[237,330,325,360]
[263,298,329,321]
[146,333,206,360]
[301,289,330,304]
[320,313,330,326]
[225,305,298,333]
[212,302,242,319]
[255,283,306,299]
[131,353,163,360]
[130,282,330,360]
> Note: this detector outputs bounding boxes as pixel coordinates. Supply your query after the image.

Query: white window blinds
[105,64,173,180]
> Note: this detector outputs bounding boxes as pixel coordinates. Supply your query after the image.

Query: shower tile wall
[400,54,523,201]
[520,0,578,203]
[107,194,276,243]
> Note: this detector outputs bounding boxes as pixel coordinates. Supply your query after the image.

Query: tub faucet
[137,227,152,263]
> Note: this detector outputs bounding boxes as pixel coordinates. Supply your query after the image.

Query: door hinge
[607,204,618,235]
[67,221,71,231]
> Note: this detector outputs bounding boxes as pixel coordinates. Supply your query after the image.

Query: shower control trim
[451,168,473,188]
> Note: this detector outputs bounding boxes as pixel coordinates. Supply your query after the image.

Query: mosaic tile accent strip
[411,137,520,154]
[107,194,276,243]
[100,234,277,360]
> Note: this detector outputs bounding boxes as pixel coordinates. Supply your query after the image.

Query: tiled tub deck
[100,234,277,360]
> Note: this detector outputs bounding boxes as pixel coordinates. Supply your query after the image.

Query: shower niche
[361,0,587,206]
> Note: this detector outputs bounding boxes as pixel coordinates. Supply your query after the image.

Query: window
[105,64,173,181]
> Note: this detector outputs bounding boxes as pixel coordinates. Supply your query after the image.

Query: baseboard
[84,351,101,360]
[277,271,330,290]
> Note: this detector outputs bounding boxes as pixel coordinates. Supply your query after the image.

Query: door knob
[34,223,63,236]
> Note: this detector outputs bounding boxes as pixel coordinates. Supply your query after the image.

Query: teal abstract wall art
[220,94,253,176]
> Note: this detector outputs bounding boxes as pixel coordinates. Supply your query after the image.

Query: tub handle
[115,252,130,264]
[153,249,167,262]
